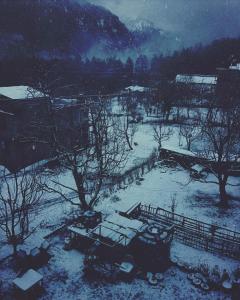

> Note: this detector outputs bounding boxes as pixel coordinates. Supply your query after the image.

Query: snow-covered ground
[105,165,240,230]
[0,234,235,300]
[0,103,240,299]
[98,164,240,275]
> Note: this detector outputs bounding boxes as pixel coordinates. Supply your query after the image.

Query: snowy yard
[105,165,240,231]
[1,1,240,299]
[0,120,240,300]
[0,234,235,300]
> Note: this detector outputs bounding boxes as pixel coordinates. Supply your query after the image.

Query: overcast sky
[89,0,240,45]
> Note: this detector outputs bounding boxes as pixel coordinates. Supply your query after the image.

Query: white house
[124,85,148,93]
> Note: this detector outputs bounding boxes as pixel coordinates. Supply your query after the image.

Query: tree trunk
[165,111,170,122]
[13,243,17,256]
[157,144,162,158]
[219,178,228,208]
[125,132,133,150]
[72,169,89,210]
[187,107,190,119]
[89,176,103,209]
[176,107,180,122]
[9,235,18,256]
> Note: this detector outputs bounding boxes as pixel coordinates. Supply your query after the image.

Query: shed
[90,213,145,247]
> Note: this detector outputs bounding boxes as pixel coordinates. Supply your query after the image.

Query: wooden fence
[130,203,240,260]
[106,150,158,193]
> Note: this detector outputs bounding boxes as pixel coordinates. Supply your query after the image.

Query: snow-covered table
[13,269,43,292]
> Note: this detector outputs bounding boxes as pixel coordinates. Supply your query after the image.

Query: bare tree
[120,94,140,122]
[43,99,128,210]
[197,107,240,207]
[121,114,138,151]
[0,168,44,255]
[179,124,201,151]
[153,122,173,153]
[26,72,129,211]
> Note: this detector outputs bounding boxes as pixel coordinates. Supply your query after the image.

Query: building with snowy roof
[175,74,218,93]
[0,86,88,171]
[0,85,45,101]
[216,63,240,104]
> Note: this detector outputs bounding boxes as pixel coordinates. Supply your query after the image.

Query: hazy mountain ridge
[0,0,134,59]
[3,0,234,61]
[89,0,240,48]
[127,18,183,56]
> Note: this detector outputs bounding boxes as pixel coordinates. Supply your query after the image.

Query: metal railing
[130,203,240,260]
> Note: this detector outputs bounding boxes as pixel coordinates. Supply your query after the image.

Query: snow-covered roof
[176,74,218,85]
[106,213,143,230]
[161,146,196,157]
[0,109,14,116]
[30,247,40,257]
[13,269,43,291]
[68,226,89,237]
[229,63,240,71]
[118,201,141,215]
[93,213,144,246]
[125,85,146,92]
[0,86,45,100]
[191,164,204,173]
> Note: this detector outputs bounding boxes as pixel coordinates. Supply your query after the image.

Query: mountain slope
[0,0,133,59]
[127,19,183,56]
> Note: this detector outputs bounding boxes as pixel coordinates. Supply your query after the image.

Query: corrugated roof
[92,213,144,246]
